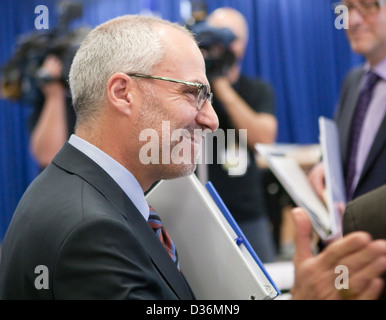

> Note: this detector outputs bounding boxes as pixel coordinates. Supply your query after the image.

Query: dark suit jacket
[0,143,194,300]
[343,184,386,300]
[335,66,386,199]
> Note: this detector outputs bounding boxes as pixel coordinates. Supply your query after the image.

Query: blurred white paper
[319,116,345,237]
[256,131,344,241]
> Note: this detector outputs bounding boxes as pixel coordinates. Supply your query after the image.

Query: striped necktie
[148,206,180,271]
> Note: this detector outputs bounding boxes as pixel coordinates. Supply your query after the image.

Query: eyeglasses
[334,0,386,17]
[128,73,213,111]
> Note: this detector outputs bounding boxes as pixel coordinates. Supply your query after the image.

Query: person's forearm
[30,85,67,168]
[212,78,277,149]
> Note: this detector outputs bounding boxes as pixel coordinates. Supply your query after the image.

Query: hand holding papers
[318,117,346,237]
[256,144,334,239]
[256,117,345,241]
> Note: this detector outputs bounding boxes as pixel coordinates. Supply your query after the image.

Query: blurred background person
[193,7,278,262]
[1,1,88,170]
[29,54,72,169]
[308,0,386,207]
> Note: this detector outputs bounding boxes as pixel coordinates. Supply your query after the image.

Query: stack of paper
[256,117,345,241]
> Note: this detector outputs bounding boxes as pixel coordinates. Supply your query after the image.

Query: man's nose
[196,101,219,133]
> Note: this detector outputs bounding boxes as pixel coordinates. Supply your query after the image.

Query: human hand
[290,207,386,300]
[38,55,65,97]
[210,75,231,92]
[307,162,326,203]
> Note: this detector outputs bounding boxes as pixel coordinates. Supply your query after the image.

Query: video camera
[190,21,236,81]
[0,1,89,106]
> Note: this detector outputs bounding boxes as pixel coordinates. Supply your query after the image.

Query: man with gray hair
[0,14,218,299]
[0,14,386,300]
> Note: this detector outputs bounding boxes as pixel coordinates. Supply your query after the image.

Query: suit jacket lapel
[359,115,386,186]
[340,68,365,163]
[53,143,194,299]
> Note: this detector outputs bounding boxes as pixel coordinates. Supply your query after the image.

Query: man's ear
[106,73,136,116]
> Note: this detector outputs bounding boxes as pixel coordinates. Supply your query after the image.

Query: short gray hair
[69,14,194,126]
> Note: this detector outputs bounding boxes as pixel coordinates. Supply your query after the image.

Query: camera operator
[204,7,278,262]
[29,54,71,169]
[0,1,87,170]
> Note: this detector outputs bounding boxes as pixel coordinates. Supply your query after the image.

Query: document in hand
[318,116,345,236]
[256,117,345,241]
[145,174,280,300]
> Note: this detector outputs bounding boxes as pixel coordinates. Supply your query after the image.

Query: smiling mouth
[180,131,203,145]
[348,25,371,36]
[178,136,202,151]
[192,135,203,145]
[350,30,367,36]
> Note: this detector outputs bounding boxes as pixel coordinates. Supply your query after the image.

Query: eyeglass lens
[342,0,380,15]
[197,85,213,110]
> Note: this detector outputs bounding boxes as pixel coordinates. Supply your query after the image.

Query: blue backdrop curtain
[0,0,363,241]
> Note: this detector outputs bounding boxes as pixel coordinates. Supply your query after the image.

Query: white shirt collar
[68,134,149,221]
[364,56,386,80]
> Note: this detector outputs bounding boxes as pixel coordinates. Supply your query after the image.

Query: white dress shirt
[69,134,150,221]
[351,58,386,195]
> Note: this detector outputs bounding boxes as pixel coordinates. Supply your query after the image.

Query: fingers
[291,207,314,266]
[41,54,63,78]
[340,239,386,275]
[291,206,386,300]
[355,278,385,300]
[307,162,326,201]
[318,231,372,268]
[336,201,346,218]
[343,242,386,300]
[326,238,386,300]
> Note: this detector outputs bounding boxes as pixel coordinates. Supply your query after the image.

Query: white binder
[145,174,280,300]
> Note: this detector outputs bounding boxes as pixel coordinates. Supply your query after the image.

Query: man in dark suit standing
[1,13,386,301]
[0,14,219,299]
[309,0,386,202]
